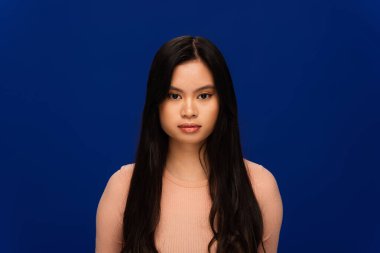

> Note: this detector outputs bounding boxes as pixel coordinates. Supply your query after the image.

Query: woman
[96,35,283,253]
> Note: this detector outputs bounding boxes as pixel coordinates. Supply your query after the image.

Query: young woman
[96,35,283,253]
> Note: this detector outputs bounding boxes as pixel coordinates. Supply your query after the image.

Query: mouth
[178,123,201,128]
[178,124,201,133]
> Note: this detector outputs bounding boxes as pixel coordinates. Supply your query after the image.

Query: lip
[178,125,201,133]
[178,123,201,128]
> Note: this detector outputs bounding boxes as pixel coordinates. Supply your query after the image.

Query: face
[159,59,219,146]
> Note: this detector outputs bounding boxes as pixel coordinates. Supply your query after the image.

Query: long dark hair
[121,35,265,253]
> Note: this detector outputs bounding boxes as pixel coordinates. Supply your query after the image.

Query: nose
[181,97,198,118]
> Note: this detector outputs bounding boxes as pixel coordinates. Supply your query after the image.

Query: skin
[158,59,219,181]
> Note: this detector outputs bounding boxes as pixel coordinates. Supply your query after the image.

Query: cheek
[203,102,219,127]
[159,104,175,127]
[209,100,219,119]
[158,105,166,126]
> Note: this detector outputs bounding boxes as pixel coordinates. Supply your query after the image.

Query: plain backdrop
[1,0,379,252]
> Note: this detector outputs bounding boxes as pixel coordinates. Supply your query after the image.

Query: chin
[171,136,207,145]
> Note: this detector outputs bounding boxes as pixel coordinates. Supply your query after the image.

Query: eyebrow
[169,85,215,93]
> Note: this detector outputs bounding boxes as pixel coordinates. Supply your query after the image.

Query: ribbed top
[163,168,209,188]
[96,159,283,253]
[156,167,215,252]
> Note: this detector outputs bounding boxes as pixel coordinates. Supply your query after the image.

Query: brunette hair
[121,35,265,253]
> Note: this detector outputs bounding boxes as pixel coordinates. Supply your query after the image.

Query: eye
[198,93,213,100]
[167,93,181,100]
[167,93,213,100]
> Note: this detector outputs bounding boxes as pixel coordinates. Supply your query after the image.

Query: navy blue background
[1,0,379,252]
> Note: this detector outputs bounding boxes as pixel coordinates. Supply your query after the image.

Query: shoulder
[97,163,136,215]
[95,163,135,251]
[243,158,278,197]
[243,158,283,243]
[105,163,135,190]
[118,163,135,181]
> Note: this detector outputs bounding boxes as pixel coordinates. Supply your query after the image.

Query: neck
[165,139,209,182]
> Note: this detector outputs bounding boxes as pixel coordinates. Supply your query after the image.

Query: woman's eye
[167,93,213,100]
[198,93,212,100]
[168,93,181,100]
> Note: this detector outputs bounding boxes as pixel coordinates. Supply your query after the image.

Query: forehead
[170,60,215,91]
